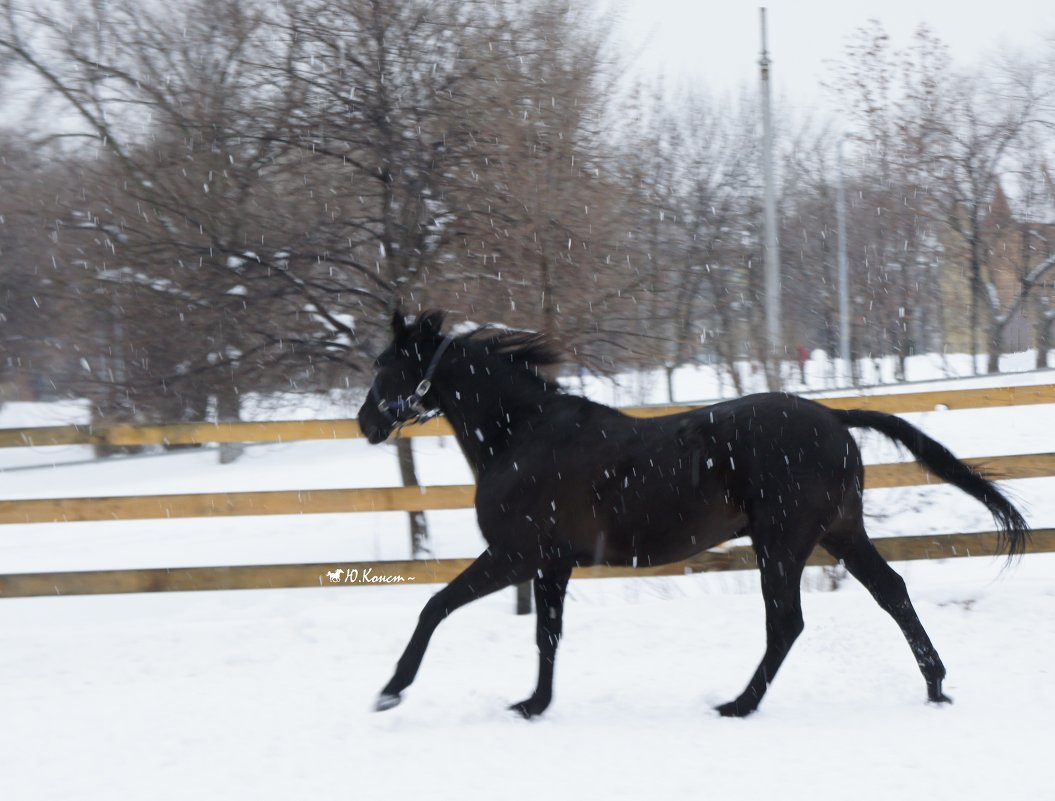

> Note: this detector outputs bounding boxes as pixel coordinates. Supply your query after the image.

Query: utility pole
[836,135,852,385]
[759,7,781,387]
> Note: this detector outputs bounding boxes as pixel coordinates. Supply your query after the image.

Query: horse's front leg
[375,547,537,711]
[509,565,572,719]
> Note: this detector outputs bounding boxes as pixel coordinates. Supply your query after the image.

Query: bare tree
[0,138,88,402]
[0,0,342,443]
[926,64,1040,371]
[263,0,514,554]
[778,122,841,369]
[824,22,952,376]
[650,89,764,396]
[428,1,649,371]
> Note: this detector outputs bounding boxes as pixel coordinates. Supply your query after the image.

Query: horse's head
[358,310,450,444]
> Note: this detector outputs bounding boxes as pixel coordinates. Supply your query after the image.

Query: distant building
[941,169,1055,361]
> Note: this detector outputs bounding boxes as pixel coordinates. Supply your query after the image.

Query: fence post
[515,581,532,615]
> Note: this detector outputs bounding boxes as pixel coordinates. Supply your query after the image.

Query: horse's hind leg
[820,525,950,704]
[509,565,572,719]
[375,548,539,711]
[717,540,807,718]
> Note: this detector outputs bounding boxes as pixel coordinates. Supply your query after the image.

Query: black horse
[358,311,1028,718]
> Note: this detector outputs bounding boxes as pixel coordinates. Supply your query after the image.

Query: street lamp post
[759,8,782,387]
[836,135,852,385]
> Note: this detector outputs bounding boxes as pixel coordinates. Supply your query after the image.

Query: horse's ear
[391,309,408,339]
[418,310,446,338]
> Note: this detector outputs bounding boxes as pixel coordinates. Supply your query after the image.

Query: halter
[370,335,455,430]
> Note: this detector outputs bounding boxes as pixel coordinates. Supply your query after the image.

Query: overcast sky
[4,1,1051,136]
[616,0,1054,116]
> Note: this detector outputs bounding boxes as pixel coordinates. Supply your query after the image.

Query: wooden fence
[2,383,1054,598]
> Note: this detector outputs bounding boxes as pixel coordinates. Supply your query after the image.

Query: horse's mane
[456,325,563,371]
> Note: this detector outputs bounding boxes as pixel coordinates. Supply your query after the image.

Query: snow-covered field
[4,558,1054,801]
[2,354,1055,800]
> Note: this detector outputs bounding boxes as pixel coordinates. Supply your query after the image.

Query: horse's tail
[831,408,1030,561]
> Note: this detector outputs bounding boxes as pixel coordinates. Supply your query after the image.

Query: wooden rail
[3,383,1053,448]
[1,451,1053,524]
[1,529,1050,598]
[0,485,476,524]
[2,383,1052,525]
[1,382,1053,599]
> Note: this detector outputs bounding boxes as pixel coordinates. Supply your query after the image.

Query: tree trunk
[1035,296,1051,369]
[967,208,989,375]
[987,331,1001,375]
[719,339,745,397]
[397,437,430,558]
[216,383,244,465]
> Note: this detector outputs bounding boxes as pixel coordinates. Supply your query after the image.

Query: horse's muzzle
[357,400,393,444]
[365,425,391,444]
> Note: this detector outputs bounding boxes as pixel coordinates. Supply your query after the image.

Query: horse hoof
[508,698,546,719]
[715,699,755,718]
[927,679,953,705]
[374,692,402,712]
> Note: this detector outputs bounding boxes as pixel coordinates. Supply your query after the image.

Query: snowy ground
[3,559,1053,801]
[2,354,1055,800]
